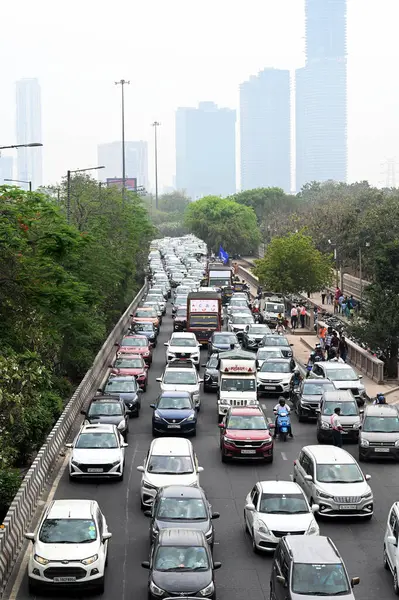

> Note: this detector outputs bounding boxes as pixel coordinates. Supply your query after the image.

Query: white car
[228,312,255,334]
[137,437,203,509]
[156,362,203,409]
[255,347,285,369]
[146,293,166,314]
[67,424,127,480]
[164,332,201,368]
[244,480,319,552]
[227,299,249,315]
[25,499,111,594]
[256,358,294,396]
[384,501,399,593]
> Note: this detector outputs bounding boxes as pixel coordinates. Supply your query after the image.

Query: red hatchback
[110,354,148,390]
[219,407,273,463]
[117,335,152,365]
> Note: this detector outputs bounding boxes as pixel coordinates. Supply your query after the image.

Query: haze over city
[1,0,398,192]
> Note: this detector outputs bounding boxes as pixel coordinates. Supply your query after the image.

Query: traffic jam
[19,235,399,600]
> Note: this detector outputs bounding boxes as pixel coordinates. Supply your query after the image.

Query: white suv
[25,499,111,594]
[384,502,399,593]
[164,332,201,368]
[156,361,203,409]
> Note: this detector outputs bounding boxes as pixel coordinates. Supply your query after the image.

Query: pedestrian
[328,291,334,305]
[329,331,339,358]
[330,407,344,447]
[338,335,348,362]
[299,304,307,328]
[290,305,298,330]
[321,289,327,304]
[319,325,327,350]
[338,294,344,314]
[324,327,333,357]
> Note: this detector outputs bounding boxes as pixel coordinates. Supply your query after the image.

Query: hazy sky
[1,0,398,191]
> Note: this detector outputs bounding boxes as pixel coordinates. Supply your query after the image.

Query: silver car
[309,362,367,406]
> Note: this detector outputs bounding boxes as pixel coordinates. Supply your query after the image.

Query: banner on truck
[190,299,219,312]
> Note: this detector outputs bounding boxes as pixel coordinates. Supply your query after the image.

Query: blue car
[150,391,197,437]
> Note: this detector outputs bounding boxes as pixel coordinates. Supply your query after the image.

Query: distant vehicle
[102,375,142,416]
[187,291,222,345]
[109,354,148,390]
[81,397,129,440]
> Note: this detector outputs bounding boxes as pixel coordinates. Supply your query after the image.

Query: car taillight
[143,351,150,356]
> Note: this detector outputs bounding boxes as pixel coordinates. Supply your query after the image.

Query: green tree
[228,187,296,224]
[253,231,333,295]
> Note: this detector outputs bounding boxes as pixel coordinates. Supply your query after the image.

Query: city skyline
[97,141,149,190]
[15,78,43,189]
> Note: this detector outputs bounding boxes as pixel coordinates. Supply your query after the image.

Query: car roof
[259,480,304,495]
[158,528,206,546]
[115,353,142,359]
[321,362,354,371]
[90,396,122,404]
[303,378,333,385]
[171,332,196,338]
[106,375,137,382]
[150,437,193,456]
[123,334,148,339]
[283,536,341,563]
[263,358,291,364]
[304,445,356,464]
[80,423,117,434]
[159,390,192,397]
[160,485,204,499]
[47,499,96,520]
[365,404,399,416]
[322,390,355,401]
[228,407,263,416]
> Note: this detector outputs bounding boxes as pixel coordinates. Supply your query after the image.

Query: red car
[110,354,148,390]
[219,407,273,463]
[117,335,152,365]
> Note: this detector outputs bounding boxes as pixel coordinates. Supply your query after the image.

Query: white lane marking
[281,452,288,461]
[122,441,139,600]
[8,451,70,600]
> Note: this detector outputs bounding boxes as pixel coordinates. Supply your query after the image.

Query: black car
[142,529,221,600]
[131,321,158,346]
[207,332,239,358]
[291,379,336,422]
[102,375,142,417]
[81,397,129,439]
[144,486,220,546]
[202,355,219,393]
[259,334,293,358]
[173,307,187,332]
[241,324,272,350]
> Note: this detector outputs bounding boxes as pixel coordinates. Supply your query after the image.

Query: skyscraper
[240,68,291,192]
[0,156,13,184]
[97,141,149,190]
[16,78,43,189]
[296,0,347,191]
[175,102,236,199]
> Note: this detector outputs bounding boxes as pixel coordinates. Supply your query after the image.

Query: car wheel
[28,578,39,594]
[143,384,147,392]
[394,569,399,595]
[191,429,197,437]
[119,469,124,482]
[266,454,274,463]
[96,576,105,594]
[221,449,228,463]
[384,546,389,570]
[251,529,259,554]
[68,472,74,482]
[134,408,140,418]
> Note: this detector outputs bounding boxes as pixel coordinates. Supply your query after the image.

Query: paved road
[11,308,399,600]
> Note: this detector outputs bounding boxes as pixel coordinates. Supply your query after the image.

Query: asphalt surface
[11,306,399,600]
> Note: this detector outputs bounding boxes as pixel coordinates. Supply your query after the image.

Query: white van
[383,501,399,593]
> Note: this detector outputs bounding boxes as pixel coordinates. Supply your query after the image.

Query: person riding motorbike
[373,392,387,405]
[290,368,302,396]
[273,398,293,438]
[276,312,285,333]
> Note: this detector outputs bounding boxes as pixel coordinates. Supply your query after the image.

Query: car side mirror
[137,465,145,472]
[144,510,152,517]
[218,423,225,428]
[164,342,168,346]
[102,532,112,541]
[359,409,364,414]
[198,379,204,383]
[351,577,360,587]
[311,504,319,513]
[245,503,256,512]
[137,389,143,393]
[365,474,371,481]
[359,375,363,379]
[197,466,204,473]
[80,410,86,415]
[290,343,294,346]
[387,535,397,546]
[276,575,286,586]
[156,377,162,382]
[65,443,73,449]
[150,403,156,409]
[213,561,222,570]
[141,561,150,569]
[24,533,35,542]
[122,442,128,447]
[211,512,220,519]
[114,342,120,347]
[304,474,313,481]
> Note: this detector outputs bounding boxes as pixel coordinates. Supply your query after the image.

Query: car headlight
[34,554,50,565]
[361,490,373,499]
[154,411,162,420]
[360,438,369,447]
[204,374,211,380]
[199,582,215,596]
[149,581,165,596]
[257,520,270,535]
[191,353,200,358]
[71,459,81,466]
[143,480,157,490]
[395,440,399,448]
[111,460,121,467]
[193,393,200,401]
[81,554,98,565]
[167,352,176,358]
[317,490,333,499]
[219,398,229,405]
[353,421,361,429]
[321,422,331,430]
[117,420,126,430]
[205,528,213,538]
[307,520,319,535]
[223,436,235,443]
[187,413,195,421]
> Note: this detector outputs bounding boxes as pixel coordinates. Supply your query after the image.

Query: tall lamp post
[115,80,130,203]
[152,121,160,209]
[4,178,32,191]
[67,166,105,224]
[0,142,43,150]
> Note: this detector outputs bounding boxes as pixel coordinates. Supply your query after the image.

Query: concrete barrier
[0,281,148,596]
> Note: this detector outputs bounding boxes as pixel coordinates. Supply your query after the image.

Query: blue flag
[219,245,229,264]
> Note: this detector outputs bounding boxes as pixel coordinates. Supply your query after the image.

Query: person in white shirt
[273,398,293,438]
[330,407,343,447]
[290,306,298,330]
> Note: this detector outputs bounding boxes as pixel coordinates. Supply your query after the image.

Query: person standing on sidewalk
[330,408,344,447]
[321,289,326,304]
[338,335,348,362]
[324,327,333,358]
[290,305,298,330]
[319,325,327,350]
[299,305,307,328]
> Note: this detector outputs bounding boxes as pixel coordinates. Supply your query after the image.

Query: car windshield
[171,338,197,347]
[325,367,358,381]
[135,309,156,317]
[259,493,308,514]
[323,401,358,416]
[157,497,207,520]
[147,455,194,474]
[257,349,282,359]
[263,337,289,346]
[221,378,256,392]
[163,371,197,385]
[265,303,285,314]
[213,334,236,344]
[75,432,118,449]
[232,315,254,323]
[260,362,291,373]
[363,415,399,433]
[174,296,187,304]
[208,357,219,368]
[88,403,123,417]
[230,300,247,307]
[292,563,350,596]
[154,546,209,571]
[136,323,153,332]
[122,337,146,346]
[114,358,143,368]
[227,415,267,430]
[303,382,335,395]
[39,519,97,544]
[317,463,364,483]
[158,396,192,409]
[104,379,137,393]
[248,326,268,334]
[176,309,187,318]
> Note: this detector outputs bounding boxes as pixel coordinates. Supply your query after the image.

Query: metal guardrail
[0,281,148,596]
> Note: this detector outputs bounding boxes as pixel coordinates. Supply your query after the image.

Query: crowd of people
[317,325,349,362]
[321,287,359,317]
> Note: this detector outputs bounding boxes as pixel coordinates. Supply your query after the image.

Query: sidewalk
[287,333,399,404]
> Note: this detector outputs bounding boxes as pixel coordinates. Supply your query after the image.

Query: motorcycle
[276,411,290,442]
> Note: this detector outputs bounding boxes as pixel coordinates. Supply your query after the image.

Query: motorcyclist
[276,313,285,333]
[290,368,302,393]
[373,392,387,405]
[273,398,293,438]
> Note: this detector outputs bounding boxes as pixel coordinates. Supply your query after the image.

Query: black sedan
[207,332,239,358]
[150,391,197,436]
[102,375,142,417]
[142,529,221,600]
[291,378,336,421]
[173,307,187,332]
[144,485,220,546]
[241,324,272,350]
[82,397,129,440]
[202,355,219,393]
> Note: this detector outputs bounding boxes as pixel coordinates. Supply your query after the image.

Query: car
[227,312,255,338]
[244,480,319,552]
[316,390,362,444]
[207,332,239,357]
[172,294,188,315]
[291,378,336,422]
[146,292,166,314]
[260,334,293,358]
[173,307,187,331]
[226,298,249,315]
[25,499,112,593]
[67,423,127,480]
[156,361,203,410]
[117,334,154,360]
[142,300,163,322]
[151,391,197,437]
[131,322,158,347]
[110,354,148,390]
[293,445,373,519]
[255,347,285,369]
[308,361,367,406]
[151,284,168,300]
[359,404,399,461]
[82,397,129,440]
[132,306,160,330]
[202,354,219,393]
[256,358,295,397]
[219,406,273,462]
[262,297,285,328]
[165,332,201,369]
[383,501,399,593]
[144,486,220,546]
[270,535,360,600]
[137,437,204,509]
[241,324,272,350]
[102,375,142,416]
[142,528,221,600]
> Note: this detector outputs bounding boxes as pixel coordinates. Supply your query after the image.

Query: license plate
[53,577,76,583]
[241,449,256,454]
[167,424,181,429]
[263,386,276,390]
[87,468,103,473]
[339,505,356,510]
[375,447,390,453]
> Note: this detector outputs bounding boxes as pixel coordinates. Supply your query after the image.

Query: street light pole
[152,121,160,209]
[66,166,105,224]
[4,178,32,191]
[0,143,43,150]
[115,80,130,203]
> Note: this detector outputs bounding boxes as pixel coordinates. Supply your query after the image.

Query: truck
[206,262,233,304]
[186,291,223,345]
[216,349,259,421]
[262,294,286,328]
